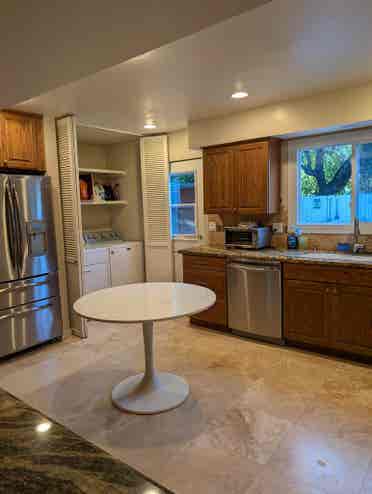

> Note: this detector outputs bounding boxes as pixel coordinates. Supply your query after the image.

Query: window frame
[169,168,199,240]
[288,128,372,235]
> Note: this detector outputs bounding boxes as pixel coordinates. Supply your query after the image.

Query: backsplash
[207,209,372,253]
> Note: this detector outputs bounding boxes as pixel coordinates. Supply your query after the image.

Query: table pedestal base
[112,372,189,414]
[112,320,189,414]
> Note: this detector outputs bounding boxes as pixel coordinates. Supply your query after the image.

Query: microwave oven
[224,226,272,250]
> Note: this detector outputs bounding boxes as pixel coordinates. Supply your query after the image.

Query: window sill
[172,235,199,241]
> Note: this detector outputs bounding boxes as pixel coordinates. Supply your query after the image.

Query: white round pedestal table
[73,283,215,415]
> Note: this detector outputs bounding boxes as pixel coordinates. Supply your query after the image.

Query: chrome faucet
[353,218,365,254]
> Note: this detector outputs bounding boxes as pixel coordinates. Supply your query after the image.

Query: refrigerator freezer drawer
[0,273,59,310]
[0,297,62,358]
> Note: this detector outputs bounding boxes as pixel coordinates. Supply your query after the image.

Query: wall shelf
[81,200,128,206]
[79,167,126,177]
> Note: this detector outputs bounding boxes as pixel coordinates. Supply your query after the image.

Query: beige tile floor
[1,318,372,494]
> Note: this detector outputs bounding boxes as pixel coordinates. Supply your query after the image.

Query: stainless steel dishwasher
[227,260,283,343]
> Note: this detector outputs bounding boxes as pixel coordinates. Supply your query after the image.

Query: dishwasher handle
[228,263,280,272]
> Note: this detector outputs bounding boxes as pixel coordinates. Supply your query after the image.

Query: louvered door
[55,116,86,337]
[140,135,173,281]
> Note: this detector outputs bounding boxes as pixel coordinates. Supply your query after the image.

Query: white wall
[168,129,202,162]
[188,82,372,149]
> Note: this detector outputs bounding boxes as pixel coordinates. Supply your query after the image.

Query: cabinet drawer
[183,254,226,272]
[84,248,108,266]
[0,297,61,358]
[283,262,372,287]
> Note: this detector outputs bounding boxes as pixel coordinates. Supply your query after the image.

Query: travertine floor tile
[1,318,372,494]
[248,425,372,494]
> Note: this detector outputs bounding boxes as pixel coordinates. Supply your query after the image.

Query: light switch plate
[272,222,285,234]
[208,221,217,232]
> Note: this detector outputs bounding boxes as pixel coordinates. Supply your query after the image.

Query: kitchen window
[169,171,198,238]
[288,130,372,234]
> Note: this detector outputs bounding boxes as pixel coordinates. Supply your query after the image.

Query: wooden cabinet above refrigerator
[0,110,45,172]
[203,139,281,215]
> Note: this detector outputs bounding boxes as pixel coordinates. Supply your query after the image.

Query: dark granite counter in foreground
[180,245,372,269]
[0,388,173,494]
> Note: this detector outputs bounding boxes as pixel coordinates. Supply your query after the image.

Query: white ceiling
[1,0,267,107]
[77,125,139,145]
[16,0,372,135]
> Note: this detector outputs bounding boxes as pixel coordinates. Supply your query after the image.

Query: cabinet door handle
[84,269,91,273]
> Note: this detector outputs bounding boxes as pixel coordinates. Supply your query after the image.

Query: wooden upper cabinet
[234,141,268,214]
[203,147,234,213]
[203,139,280,215]
[0,111,45,172]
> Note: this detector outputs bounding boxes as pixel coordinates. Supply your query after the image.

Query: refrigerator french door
[0,174,61,358]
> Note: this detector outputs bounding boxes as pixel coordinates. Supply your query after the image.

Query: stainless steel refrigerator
[0,174,62,358]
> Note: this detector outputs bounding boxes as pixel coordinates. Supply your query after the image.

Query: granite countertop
[180,245,372,269]
[0,388,172,494]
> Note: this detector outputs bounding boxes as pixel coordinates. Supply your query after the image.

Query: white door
[84,264,110,294]
[140,135,173,281]
[110,242,145,287]
[170,159,207,281]
[55,115,86,338]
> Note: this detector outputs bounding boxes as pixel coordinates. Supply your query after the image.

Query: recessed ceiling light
[231,91,248,99]
[144,123,157,129]
[36,421,52,433]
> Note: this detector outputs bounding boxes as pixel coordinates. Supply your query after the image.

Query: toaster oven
[224,226,271,250]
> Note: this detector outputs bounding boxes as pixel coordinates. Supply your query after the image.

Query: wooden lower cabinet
[183,254,227,329]
[284,262,372,358]
[284,279,330,347]
[330,285,372,354]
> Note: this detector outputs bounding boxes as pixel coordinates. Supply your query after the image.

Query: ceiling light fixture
[36,422,52,433]
[144,122,157,130]
[231,91,248,99]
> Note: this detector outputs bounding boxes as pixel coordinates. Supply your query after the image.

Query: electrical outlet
[208,221,217,232]
[272,222,284,234]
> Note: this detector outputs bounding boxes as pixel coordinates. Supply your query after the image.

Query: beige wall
[77,143,108,169]
[78,142,112,231]
[188,82,372,149]
[168,129,202,162]
[107,140,144,241]
[43,116,71,338]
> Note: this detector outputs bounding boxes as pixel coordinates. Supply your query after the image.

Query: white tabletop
[73,282,216,323]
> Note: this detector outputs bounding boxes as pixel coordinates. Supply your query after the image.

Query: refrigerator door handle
[0,303,53,321]
[11,184,24,271]
[0,279,47,295]
[4,181,18,273]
